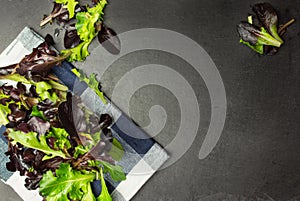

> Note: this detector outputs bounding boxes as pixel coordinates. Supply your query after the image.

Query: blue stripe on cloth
[53,62,155,154]
[91,179,116,197]
[51,61,88,96]
[111,115,155,155]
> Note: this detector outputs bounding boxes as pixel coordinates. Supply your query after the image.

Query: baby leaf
[35,81,59,103]
[8,130,66,160]
[40,163,96,201]
[75,0,107,41]
[252,3,283,44]
[41,2,86,26]
[0,74,31,85]
[71,68,106,104]
[61,40,91,62]
[61,0,107,61]
[108,138,124,162]
[75,11,98,42]
[239,38,263,55]
[46,127,72,150]
[0,103,11,125]
[74,144,90,158]
[55,0,78,19]
[99,160,126,182]
[97,167,112,201]
[82,182,97,201]
[31,106,47,121]
[237,22,282,48]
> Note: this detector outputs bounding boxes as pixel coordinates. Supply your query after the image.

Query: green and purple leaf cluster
[61,0,107,61]
[8,129,67,160]
[0,41,126,200]
[237,3,289,55]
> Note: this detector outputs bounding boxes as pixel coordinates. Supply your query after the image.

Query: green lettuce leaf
[257,27,282,47]
[0,103,11,125]
[71,68,106,104]
[74,144,90,159]
[76,0,107,42]
[75,12,97,42]
[99,160,126,182]
[82,182,96,201]
[30,105,47,121]
[35,81,59,103]
[0,74,68,92]
[47,79,69,92]
[237,22,282,54]
[239,39,264,54]
[61,40,91,62]
[46,127,72,150]
[0,90,11,125]
[8,130,66,160]
[40,163,96,201]
[0,74,31,84]
[61,0,107,62]
[108,138,124,162]
[55,0,78,19]
[97,167,112,201]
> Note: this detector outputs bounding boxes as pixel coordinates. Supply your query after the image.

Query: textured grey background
[0,0,300,201]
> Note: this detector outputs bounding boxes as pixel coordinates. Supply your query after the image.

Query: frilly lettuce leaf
[61,40,91,62]
[40,163,113,201]
[40,163,95,201]
[46,127,72,150]
[61,0,107,62]
[76,0,107,41]
[35,81,59,103]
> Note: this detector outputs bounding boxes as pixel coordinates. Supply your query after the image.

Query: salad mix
[0,40,125,200]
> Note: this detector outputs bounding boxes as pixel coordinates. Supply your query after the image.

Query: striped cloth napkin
[0,27,169,201]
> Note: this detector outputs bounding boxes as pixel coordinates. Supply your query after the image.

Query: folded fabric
[0,27,169,201]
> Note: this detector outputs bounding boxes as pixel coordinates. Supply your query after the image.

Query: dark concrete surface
[0,0,300,201]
